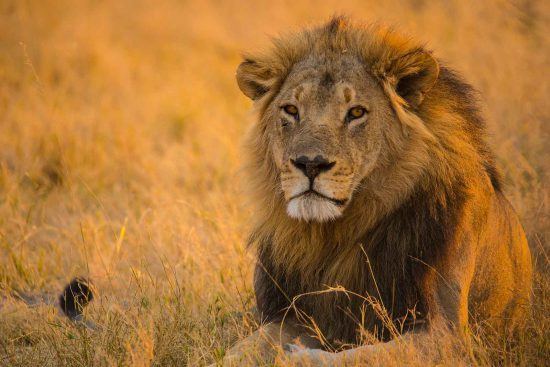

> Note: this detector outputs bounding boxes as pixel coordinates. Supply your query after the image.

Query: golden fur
[218,17,533,365]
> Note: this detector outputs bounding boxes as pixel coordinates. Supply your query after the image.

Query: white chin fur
[286,195,343,222]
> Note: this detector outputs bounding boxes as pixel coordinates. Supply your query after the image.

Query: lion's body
[221,17,532,365]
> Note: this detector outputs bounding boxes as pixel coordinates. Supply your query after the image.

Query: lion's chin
[286,195,344,222]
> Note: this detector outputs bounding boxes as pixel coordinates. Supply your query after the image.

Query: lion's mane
[244,17,502,344]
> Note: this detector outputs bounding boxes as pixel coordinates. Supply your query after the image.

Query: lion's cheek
[270,138,287,169]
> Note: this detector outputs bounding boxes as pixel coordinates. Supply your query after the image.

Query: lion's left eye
[282,104,299,117]
[346,106,367,121]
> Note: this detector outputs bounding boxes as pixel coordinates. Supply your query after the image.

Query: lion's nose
[291,155,336,181]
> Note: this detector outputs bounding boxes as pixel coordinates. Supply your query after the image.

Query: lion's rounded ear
[389,49,439,108]
[236,58,275,100]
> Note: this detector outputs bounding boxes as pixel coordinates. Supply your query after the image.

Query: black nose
[291,155,336,181]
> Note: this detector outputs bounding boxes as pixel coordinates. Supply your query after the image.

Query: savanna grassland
[0,0,548,366]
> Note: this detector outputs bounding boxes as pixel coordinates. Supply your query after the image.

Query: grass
[0,0,548,365]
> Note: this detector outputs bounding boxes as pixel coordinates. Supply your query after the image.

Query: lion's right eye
[282,104,299,120]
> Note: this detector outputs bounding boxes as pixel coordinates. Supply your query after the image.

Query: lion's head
[237,18,440,223]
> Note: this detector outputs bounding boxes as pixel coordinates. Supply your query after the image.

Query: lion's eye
[346,106,367,121]
[282,104,299,118]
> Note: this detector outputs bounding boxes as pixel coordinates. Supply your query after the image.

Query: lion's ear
[236,58,276,100]
[388,49,439,108]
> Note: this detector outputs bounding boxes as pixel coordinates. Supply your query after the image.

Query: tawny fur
[220,16,532,365]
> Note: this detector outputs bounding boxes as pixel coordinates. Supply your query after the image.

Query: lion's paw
[280,344,336,366]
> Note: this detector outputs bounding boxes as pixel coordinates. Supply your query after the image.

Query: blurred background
[0,0,548,365]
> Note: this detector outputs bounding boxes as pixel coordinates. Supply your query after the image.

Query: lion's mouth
[289,190,348,206]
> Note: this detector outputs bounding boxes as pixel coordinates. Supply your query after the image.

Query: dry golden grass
[0,0,548,365]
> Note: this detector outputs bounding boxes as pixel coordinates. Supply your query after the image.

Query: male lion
[219,17,532,365]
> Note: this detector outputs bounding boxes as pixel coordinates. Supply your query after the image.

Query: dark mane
[437,67,502,191]
[255,173,468,346]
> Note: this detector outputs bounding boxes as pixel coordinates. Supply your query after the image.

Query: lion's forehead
[286,58,364,90]
[279,61,381,112]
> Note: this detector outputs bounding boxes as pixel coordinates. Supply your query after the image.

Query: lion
[217,17,533,366]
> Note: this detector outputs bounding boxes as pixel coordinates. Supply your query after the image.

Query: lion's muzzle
[284,153,351,222]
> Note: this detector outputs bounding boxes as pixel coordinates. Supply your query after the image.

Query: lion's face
[264,56,397,222]
[237,20,440,223]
